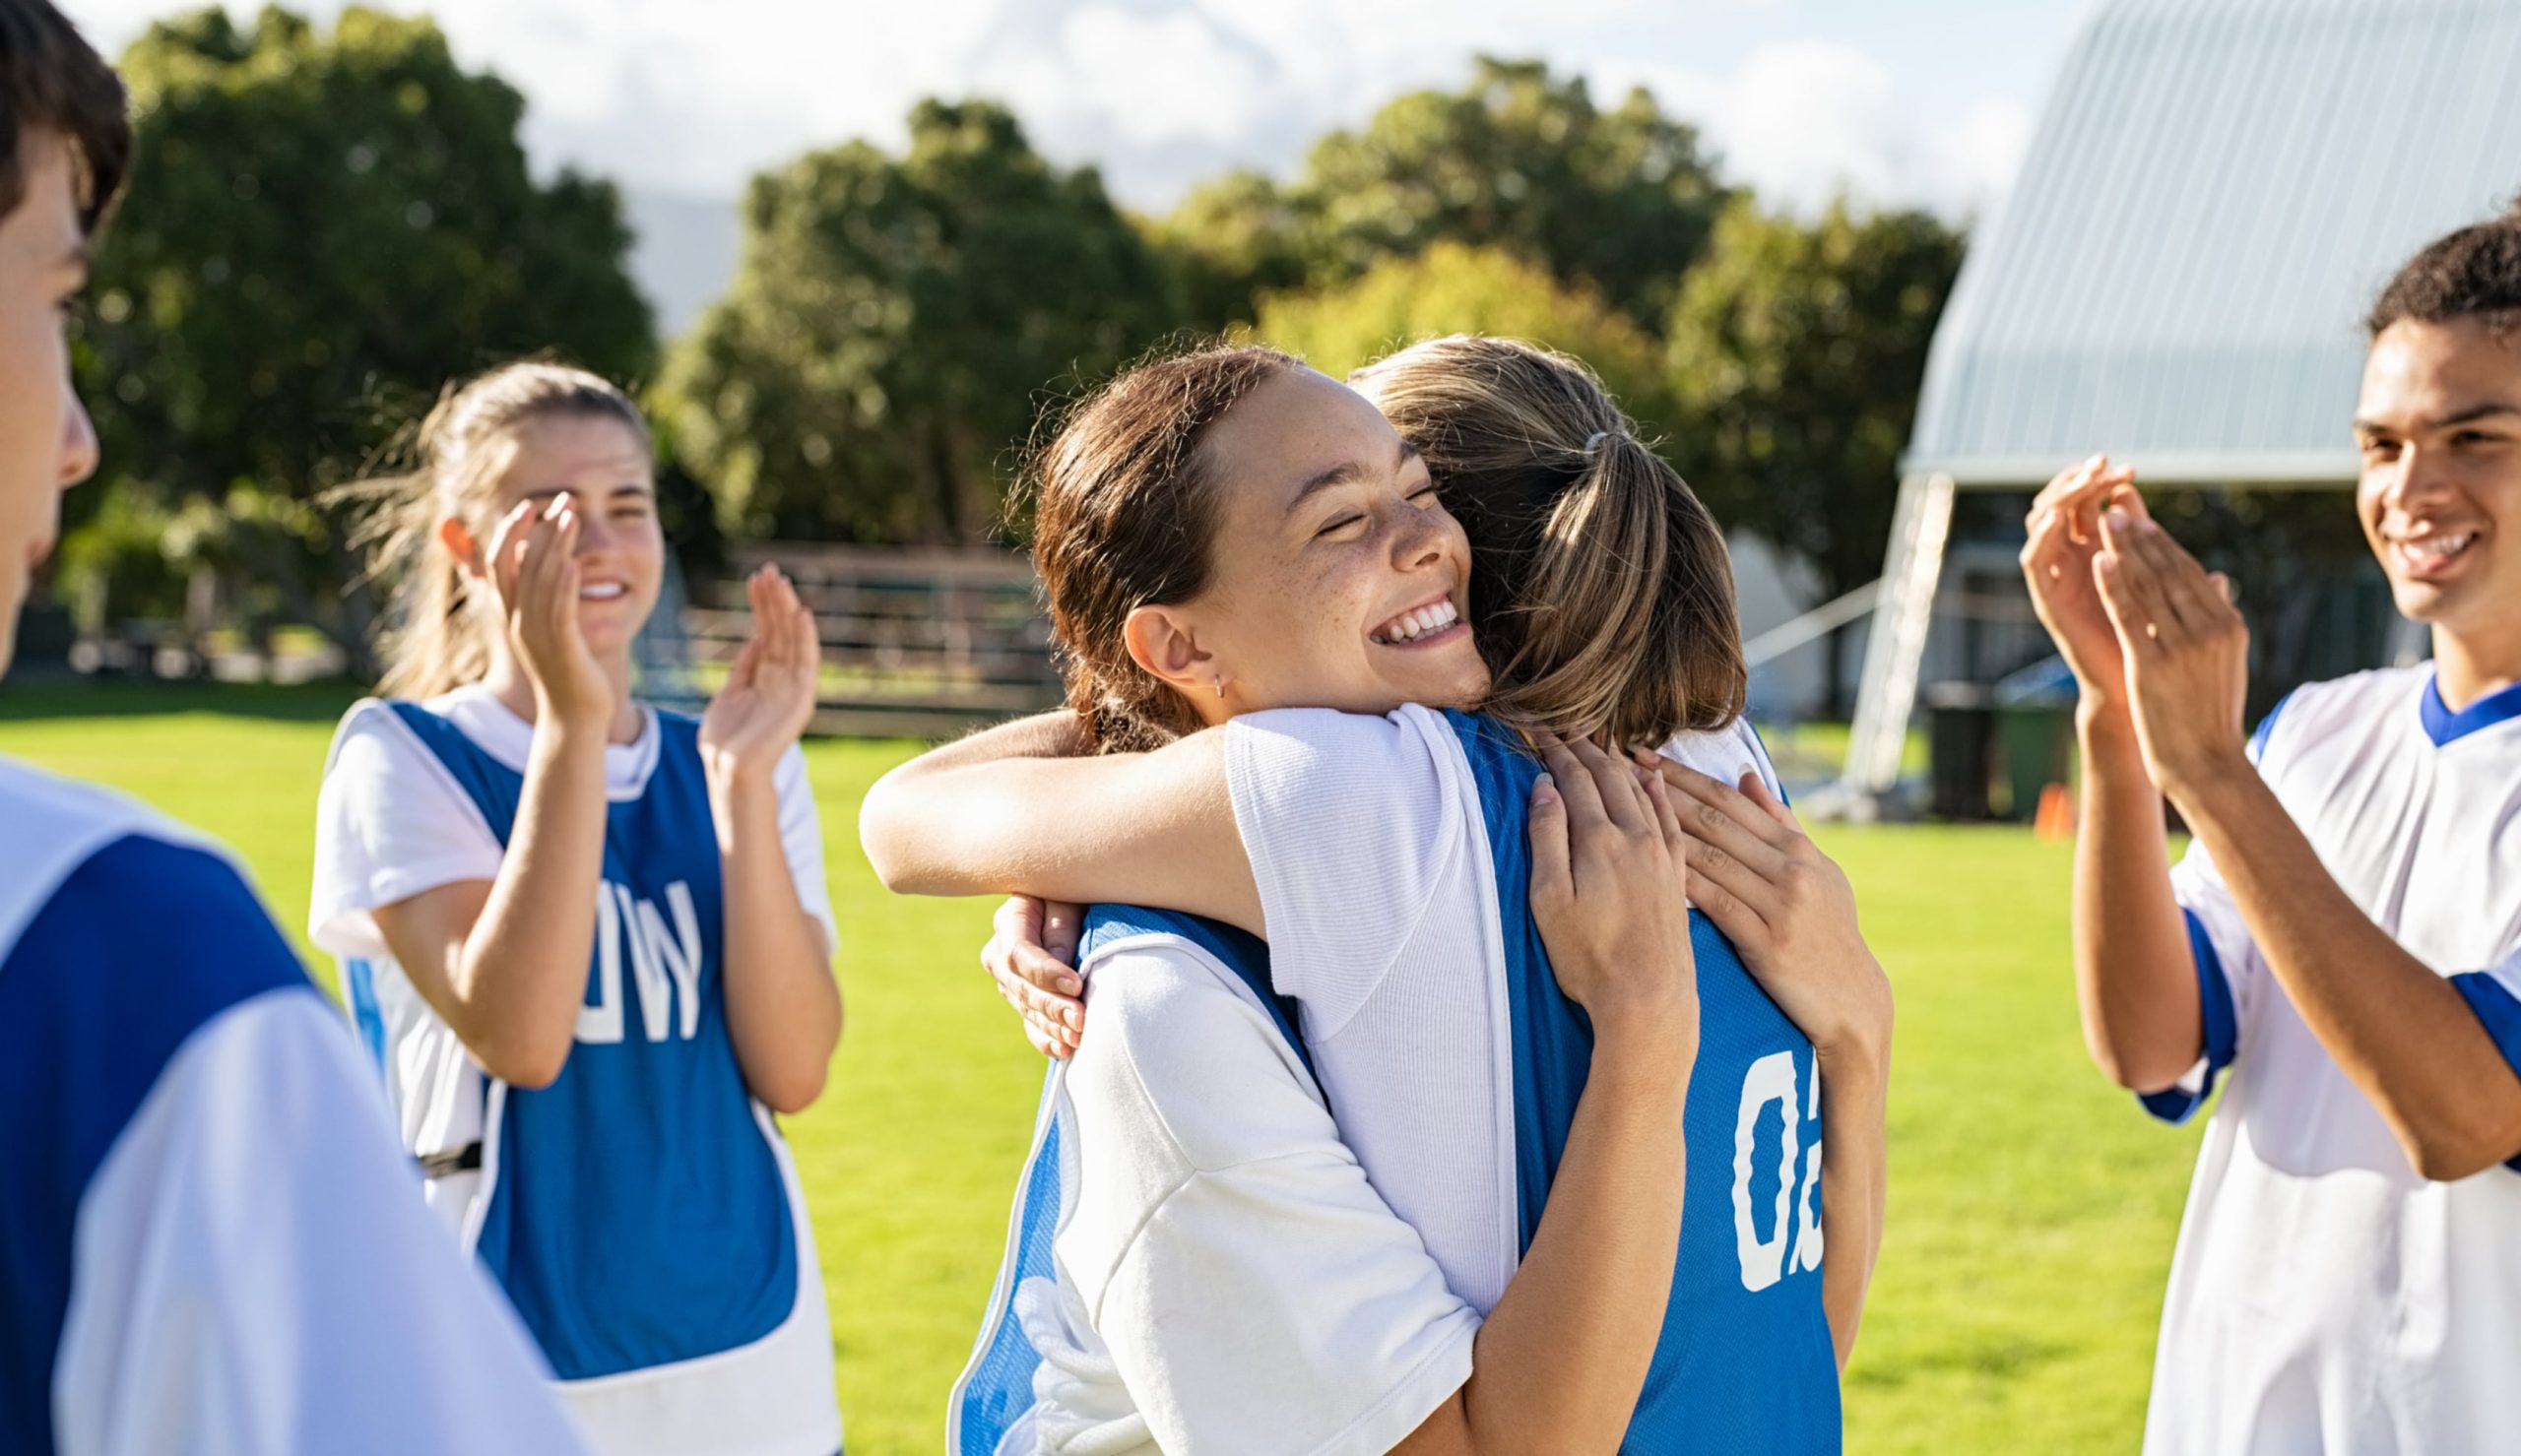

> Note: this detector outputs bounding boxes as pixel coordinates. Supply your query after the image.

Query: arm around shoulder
[861,718,1261,931]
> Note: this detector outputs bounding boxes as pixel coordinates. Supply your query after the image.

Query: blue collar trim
[2420,672,2521,747]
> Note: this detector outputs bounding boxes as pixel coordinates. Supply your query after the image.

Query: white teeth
[1373,599,1458,645]
[2400,531,2478,570]
[580,582,625,601]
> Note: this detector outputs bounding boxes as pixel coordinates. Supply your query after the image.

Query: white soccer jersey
[2145,665,2521,1455]
[0,755,587,1456]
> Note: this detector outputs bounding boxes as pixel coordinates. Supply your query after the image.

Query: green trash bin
[1923,682,1997,820]
[1995,702,2074,821]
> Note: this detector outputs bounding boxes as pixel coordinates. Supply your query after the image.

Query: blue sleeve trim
[2245,689,2295,766]
[344,957,389,1077]
[1744,719,1790,808]
[2137,910,2240,1124]
[2449,972,2521,1172]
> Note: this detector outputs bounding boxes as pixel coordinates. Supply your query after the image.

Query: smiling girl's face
[1135,367,1491,723]
[468,411,665,667]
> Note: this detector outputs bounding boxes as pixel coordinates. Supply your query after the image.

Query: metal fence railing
[680,543,1062,739]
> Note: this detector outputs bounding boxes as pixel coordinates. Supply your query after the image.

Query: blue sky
[67,0,2094,218]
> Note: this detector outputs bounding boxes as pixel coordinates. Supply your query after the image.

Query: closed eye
[1314,513,1365,540]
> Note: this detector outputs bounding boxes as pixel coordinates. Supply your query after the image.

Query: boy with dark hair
[0,3,586,1450]
[2023,202,2521,1453]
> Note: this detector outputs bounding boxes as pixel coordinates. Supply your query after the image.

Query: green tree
[1148,167,1307,332]
[1666,198,1966,714]
[666,100,1180,545]
[1140,56,1728,332]
[1255,240,1675,435]
[1295,57,1727,324]
[72,5,654,656]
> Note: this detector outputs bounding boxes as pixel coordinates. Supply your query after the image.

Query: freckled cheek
[1249,558,1331,637]
[1308,570,1386,653]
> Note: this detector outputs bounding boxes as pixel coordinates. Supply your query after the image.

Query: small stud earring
[1213,675,1227,700]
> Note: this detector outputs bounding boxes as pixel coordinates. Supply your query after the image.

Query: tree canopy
[663,99,1179,545]
[1254,240,1675,438]
[49,32,1976,700]
[1158,57,1730,331]
[71,5,652,645]
[1665,198,1966,708]
[1667,199,1964,600]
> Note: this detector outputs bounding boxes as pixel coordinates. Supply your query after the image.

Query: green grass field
[0,683,2204,1454]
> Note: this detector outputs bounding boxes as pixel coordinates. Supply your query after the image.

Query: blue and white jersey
[309,689,839,1456]
[2142,665,2521,1455]
[0,754,586,1456]
[1225,705,1840,1452]
[952,906,1480,1456]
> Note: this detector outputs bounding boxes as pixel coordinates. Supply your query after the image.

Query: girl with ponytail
[868,337,1890,1452]
[308,361,846,1456]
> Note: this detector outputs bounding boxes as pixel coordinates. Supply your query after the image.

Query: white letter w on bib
[577,881,704,1045]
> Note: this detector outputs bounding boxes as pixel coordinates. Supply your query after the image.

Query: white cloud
[1605,41,2033,220]
[1934,95,2036,220]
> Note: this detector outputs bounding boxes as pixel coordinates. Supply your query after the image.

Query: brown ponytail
[1351,334,1745,751]
[333,361,651,700]
[1019,343,1302,753]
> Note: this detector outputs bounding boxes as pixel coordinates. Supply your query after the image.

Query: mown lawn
[0,682,2202,1454]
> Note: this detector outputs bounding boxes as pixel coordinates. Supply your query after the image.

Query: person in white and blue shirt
[0,6,586,1450]
[310,361,845,1456]
[1,764,591,1456]
[2024,207,2521,1453]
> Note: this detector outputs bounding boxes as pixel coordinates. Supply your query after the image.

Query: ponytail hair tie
[1584,430,1614,455]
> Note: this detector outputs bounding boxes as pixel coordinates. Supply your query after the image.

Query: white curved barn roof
[1904,0,2521,486]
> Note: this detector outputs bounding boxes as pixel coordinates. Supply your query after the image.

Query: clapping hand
[2093,506,2251,802]
[700,566,822,780]
[482,496,613,728]
[2021,454,2143,711]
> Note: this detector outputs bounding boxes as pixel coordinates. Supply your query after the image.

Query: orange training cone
[2035,782,2076,841]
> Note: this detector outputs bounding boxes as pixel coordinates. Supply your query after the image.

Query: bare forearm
[1815,1043,1888,1368]
[1407,1020,1694,1454]
[864,756,1126,898]
[455,723,610,1086]
[905,711,1086,775]
[861,728,1261,931]
[713,768,841,1113]
[2072,711,2203,1091]
[860,713,1085,892]
[2177,767,2521,1179]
